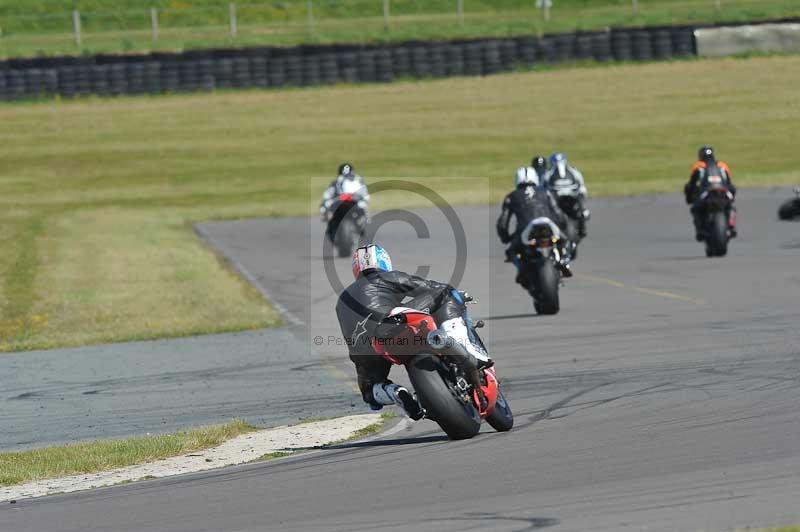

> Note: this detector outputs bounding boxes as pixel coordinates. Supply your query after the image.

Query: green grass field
[0,55,798,352]
[0,0,798,58]
[0,420,256,486]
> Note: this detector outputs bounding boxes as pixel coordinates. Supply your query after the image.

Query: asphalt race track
[3,187,800,532]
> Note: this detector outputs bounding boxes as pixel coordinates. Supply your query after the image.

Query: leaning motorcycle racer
[319,163,370,221]
[335,244,490,419]
[543,152,590,238]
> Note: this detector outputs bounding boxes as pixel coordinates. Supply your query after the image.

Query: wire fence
[0,0,796,57]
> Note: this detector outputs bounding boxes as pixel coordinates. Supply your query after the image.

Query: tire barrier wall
[0,25,700,100]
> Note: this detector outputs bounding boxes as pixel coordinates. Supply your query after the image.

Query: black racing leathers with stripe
[336,269,461,404]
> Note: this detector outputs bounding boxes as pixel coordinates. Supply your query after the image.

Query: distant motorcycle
[778,187,800,221]
[552,185,588,259]
[697,177,735,257]
[518,217,566,315]
[324,193,367,257]
[373,292,513,440]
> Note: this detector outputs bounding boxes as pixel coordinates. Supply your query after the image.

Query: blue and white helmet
[549,152,568,178]
[352,244,392,279]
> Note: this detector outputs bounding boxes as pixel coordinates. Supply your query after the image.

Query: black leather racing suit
[684,159,737,237]
[336,269,462,406]
[496,184,567,259]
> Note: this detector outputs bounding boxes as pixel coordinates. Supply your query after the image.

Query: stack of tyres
[498,40,518,71]
[23,69,44,98]
[89,66,111,96]
[109,64,127,95]
[537,36,558,63]
[285,55,304,86]
[463,43,483,75]
[671,26,695,56]
[74,66,92,96]
[652,29,673,60]
[411,46,430,79]
[338,52,357,83]
[591,31,612,62]
[303,56,321,86]
[611,30,634,61]
[250,57,269,88]
[233,57,252,88]
[162,63,181,92]
[428,45,447,78]
[144,62,162,94]
[516,37,538,67]
[197,60,216,90]
[374,49,394,83]
[576,34,595,60]
[632,30,654,61]
[6,70,25,100]
[482,41,502,75]
[126,63,147,94]
[391,47,411,78]
[0,70,7,100]
[553,33,577,62]
[268,56,287,87]
[445,45,464,77]
[178,61,198,91]
[57,66,77,97]
[356,51,377,83]
[214,58,234,89]
[319,53,339,85]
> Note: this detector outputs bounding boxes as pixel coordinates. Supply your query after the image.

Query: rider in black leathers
[336,245,489,419]
[496,164,570,285]
[684,145,737,240]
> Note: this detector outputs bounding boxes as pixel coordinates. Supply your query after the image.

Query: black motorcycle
[325,193,368,257]
[697,182,734,257]
[519,218,565,315]
[778,187,800,221]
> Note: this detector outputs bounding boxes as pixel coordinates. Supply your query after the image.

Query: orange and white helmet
[352,244,393,279]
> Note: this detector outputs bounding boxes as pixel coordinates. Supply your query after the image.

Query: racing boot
[372,383,425,420]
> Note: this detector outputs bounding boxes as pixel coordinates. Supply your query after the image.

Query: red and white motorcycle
[372,293,513,440]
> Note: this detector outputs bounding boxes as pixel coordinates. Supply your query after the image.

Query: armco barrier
[0,20,789,101]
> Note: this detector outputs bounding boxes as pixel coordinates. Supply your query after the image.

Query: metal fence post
[150,7,159,42]
[457,0,464,27]
[72,10,82,46]
[229,3,238,38]
[714,0,721,11]
[632,0,638,16]
[383,0,390,31]
[307,0,314,35]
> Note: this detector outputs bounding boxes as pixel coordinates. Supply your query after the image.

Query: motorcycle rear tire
[706,211,728,257]
[335,217,356,258]
[485,387,514,432]
[531,260,560,315]
[407,354,481,440]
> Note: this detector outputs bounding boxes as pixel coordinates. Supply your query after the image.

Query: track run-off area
[2,187,799,531]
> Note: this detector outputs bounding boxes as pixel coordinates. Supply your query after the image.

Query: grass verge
[0,420,257,487]
[0,55,798,351]
[0,0,798,58]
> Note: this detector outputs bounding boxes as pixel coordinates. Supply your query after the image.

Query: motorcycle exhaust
[426,329,485,406]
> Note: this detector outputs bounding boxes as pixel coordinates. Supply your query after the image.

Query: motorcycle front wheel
[407,354,481,440]
[334,217,356,258]
[485,387,514,432]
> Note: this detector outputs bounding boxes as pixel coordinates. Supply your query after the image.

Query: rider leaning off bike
[319,163,370,222]
[542,152,590,239]
[496,161,572,287]
[335,244,491,419]
[684,146,737,241]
